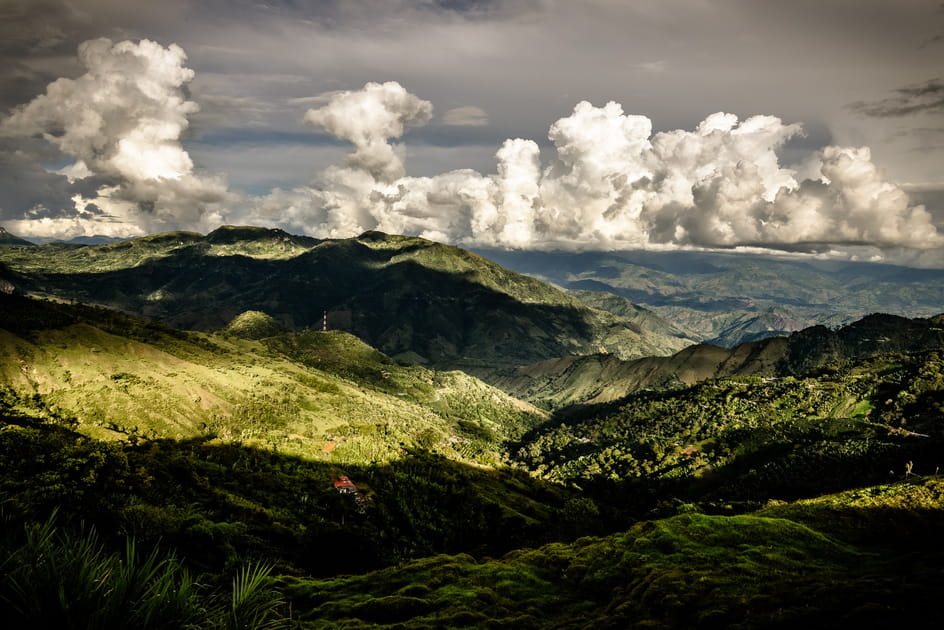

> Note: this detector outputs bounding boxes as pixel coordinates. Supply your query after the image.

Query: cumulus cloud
[3,38,937,253]
[0,37,232,239]
[303,81,432,183]
[250,82,940,252]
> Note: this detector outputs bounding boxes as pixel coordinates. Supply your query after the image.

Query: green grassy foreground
[282,479,944,629]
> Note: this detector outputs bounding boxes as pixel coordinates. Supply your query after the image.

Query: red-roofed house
[334,475,357,494]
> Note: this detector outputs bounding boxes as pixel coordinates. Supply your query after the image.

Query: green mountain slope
[567,288,695,341]
[0,401,585,578]
[7,381,941,628]
[0,292,543,466]
[0,293,593,574]
[513,348,944,506]
[0,227,691,370]
[2,292,943,627]
[493,313,944,408]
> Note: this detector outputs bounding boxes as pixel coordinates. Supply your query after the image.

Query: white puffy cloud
[0,37,232,239]
[774,146,939,247]
[253,83,939,253]
[303,81,432,183]
[4,37,936,254]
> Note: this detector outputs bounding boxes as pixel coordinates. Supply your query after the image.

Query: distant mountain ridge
[476,248,944,347]
[492,312,944,408]
[0,226,34,247]
[0,226,691,370]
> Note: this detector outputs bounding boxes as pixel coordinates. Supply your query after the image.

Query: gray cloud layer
[0,1,942,265]
[849,78,944,118]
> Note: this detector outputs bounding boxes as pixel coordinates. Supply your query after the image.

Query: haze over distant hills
[0,227,129,247]
[476,248,944,347]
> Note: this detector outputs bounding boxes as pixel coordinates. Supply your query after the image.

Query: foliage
[220,563,288,630]
[513,350,944,515]
[0,512,287,629]
[0,292,543,468]
[1,255,944,628]
[224,311,288,340]
[0,400,583,576]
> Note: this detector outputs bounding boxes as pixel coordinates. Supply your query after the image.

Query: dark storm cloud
[408,124,524,150]
[849,78,944,117]
[777,120,835,167]
[0,0,192,111]
[919,34,943,49]
[191,129,351,149]
[0,0,85,111]
[0,138,77,219]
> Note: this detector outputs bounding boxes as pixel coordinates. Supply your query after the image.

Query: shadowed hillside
[3,233,944,628]
[2,285,943,627]
[0,227,691,371]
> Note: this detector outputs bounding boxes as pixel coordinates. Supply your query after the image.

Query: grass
[281,507,941,629]
[0,293,544,467]
[757,475,944,545]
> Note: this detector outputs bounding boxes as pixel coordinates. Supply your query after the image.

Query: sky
[1,0,943,266]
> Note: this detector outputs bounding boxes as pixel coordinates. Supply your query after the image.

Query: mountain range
[476,248,944,347]
[0,226,691,373]
[1,224,943,628]
[492,312,944,409]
